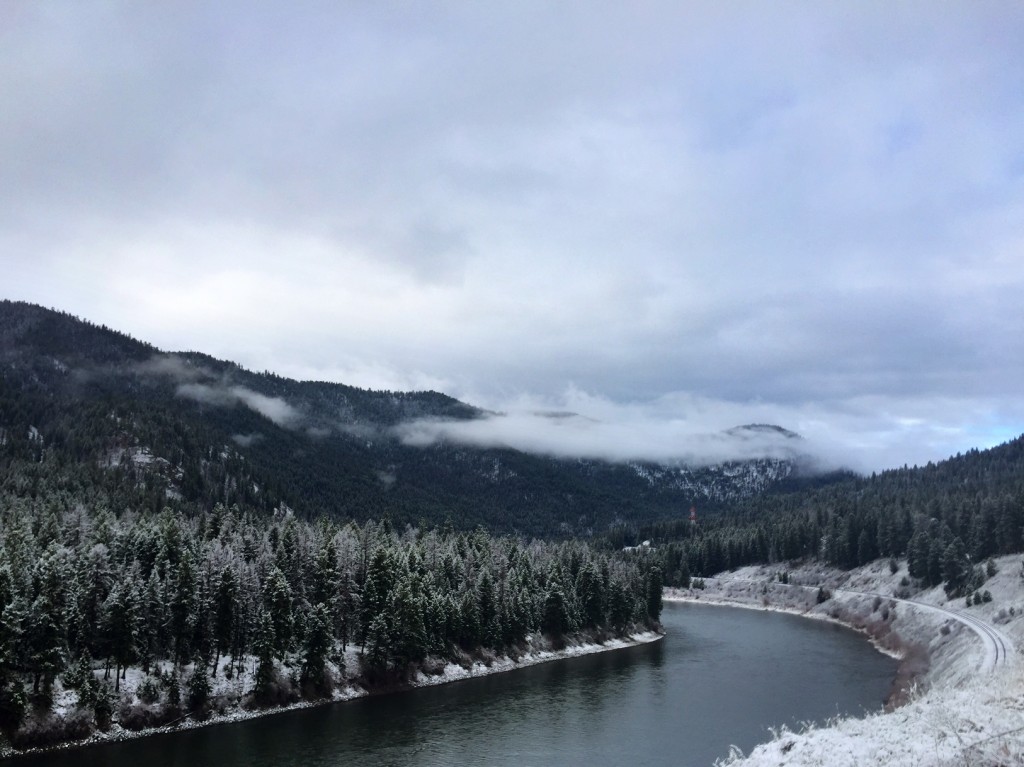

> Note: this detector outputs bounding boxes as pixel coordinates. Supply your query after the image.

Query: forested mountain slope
[624,435,1024,594]
[0,301,836,535]
[0,301,669,751]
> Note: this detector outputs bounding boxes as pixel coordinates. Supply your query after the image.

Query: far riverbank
[667,556,1024,766]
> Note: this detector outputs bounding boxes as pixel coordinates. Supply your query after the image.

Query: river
[19,603,896,766]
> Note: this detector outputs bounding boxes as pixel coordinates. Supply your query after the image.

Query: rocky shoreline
[665,557,1024,766]
[1,629,663,760]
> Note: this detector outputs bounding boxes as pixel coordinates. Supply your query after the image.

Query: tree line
[0,499,660,742]
[614,436,1024,596]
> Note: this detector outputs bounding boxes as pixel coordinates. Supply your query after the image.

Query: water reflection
[16,604,894,767]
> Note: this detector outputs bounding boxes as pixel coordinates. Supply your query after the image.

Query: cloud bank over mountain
[3,2,1023,471]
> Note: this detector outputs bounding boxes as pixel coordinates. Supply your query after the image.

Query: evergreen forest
[617,435,1024,598]
[0,500,661,747]
[3,300,1024,752]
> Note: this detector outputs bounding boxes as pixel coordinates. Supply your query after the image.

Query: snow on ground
[665,555,1024,766]
[412,631,663,687]
[2,630,663,758]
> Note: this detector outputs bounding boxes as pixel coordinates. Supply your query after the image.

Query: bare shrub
[137,676,161,705]
[117,702,182,731]
[419,656,447,676]
[10,708,94,749]
[862,618,891,642]
[300,668,335,701]
[476,648,498,667]
[244,666,299,709]
[886,642,930,710]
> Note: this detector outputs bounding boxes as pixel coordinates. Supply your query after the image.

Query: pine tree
[139,569,165,672]
[477,571,499,648]
[187,655,212,714]
[103,580,139,692]
[365,612,392,672]
[608,581,632,631]
[542,587,568,637]
[907,528,930,580]
[168,550,199,666]
[336,568,359,651]
[389,578,427,669]
[359,548,397,645]
[458,590,481,649]
[576,563,604,629]
[645,566,663,622]
[213,564,237,676]
[24,593,64,700]
[262,566,294,659]
[942,537,970,596]
[253,609,277,703]
[300,602,333,697]
[0,595,28,679]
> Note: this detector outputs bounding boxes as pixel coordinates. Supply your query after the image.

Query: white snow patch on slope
[667,556,1024,766]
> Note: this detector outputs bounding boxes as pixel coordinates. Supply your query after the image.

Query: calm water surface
[21,603,895,766]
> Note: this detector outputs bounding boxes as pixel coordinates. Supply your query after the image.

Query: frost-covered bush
[11,708,93,748]
[247,665,298,709]
[117,702,181,731]
[92,683,115,730]
[0,679,27,731]
[187,666,212,715]
[137,676,160,705]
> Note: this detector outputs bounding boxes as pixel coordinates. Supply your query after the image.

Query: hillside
[624,433,1024,592]
[0,300,833,535]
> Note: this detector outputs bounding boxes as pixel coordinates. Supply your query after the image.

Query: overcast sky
[3,2,1023,472]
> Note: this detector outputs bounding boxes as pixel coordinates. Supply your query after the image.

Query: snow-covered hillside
[628,457,797,502]
[666,556,1024,766]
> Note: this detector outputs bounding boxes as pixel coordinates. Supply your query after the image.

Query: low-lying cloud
[176,383,299,427]
[394,389,1023,474]
[133,354,209,384]
[398,411,806,468]
[135,353,302,428]
[231,432,262,447]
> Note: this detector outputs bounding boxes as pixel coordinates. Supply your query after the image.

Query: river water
[21,603,896,766]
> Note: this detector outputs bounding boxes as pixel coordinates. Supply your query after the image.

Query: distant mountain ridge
[726,423,802,440]
[0,300,842,535]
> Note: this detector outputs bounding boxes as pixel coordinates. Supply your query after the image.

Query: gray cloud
[176,383,299,428]
[397,412,807,468]
[3,2,1023,471]
[231,433,262,448]
[136,354,301,428]
[396,389,1024,474]
[134,354,209,384]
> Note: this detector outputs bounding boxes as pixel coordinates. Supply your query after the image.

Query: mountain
[0,300,841,535]
[614,430,1024,584]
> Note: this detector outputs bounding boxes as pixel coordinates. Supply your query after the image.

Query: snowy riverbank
[1,629,663,759]
[665,556,1024,766]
